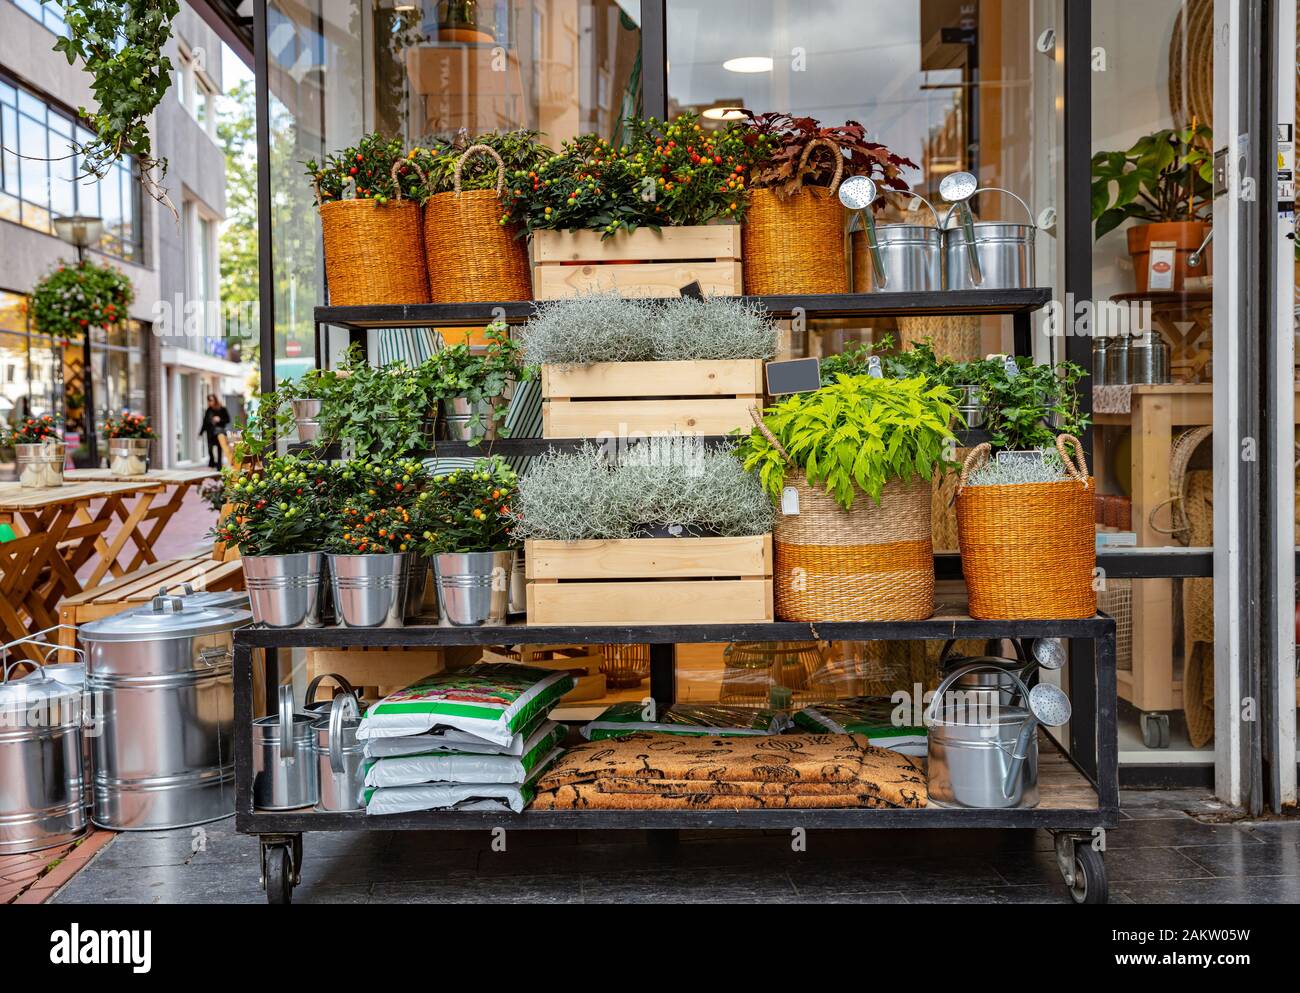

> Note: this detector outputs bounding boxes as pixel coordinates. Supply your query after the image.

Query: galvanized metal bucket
[107,437,150,477]
[14,441,65,489]
[850,188,943,293]
[243,552,324,628]
[442,396,499,442]
[328,552,407,628]
[291,398,324,443]
[252,685,318,810]
[433,550,512,627]
[943,189,1037,291]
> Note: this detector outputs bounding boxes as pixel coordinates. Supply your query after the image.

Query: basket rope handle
[389,157,427,203]
[748,405,791,463]
[797,137,845,195]
[957,442,993,491]
[1056,433,1089,487]
[454,143,507,197]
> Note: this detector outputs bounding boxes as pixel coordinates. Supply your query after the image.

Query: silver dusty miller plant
[521,294,778,366]
[510,439,773,540]
[966,454,1070,487]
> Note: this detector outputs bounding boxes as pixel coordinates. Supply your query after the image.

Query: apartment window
[9,0,68,36]
[176,44,218,140]
[0,74,143,262]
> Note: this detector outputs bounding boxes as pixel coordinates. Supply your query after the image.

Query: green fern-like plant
[736,375,959,510]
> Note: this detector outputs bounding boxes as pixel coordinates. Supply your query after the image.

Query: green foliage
[327,348,436,457]
[411,457,519,555]
[977,357,1090,452]
[232,386,293,463]
[735,375,958,510]
[1091,124,1213,240]
[211,456,333,556]
[427,322,534,441]
[52,0,180,194]
[32,260,134,338]
[218,80,259,328]
[305,134,422,205]
[411,130,552,197]
[1,413,62,447]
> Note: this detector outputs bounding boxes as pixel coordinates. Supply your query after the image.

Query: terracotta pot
[439,27,494,43]
[1127,220,1211,293]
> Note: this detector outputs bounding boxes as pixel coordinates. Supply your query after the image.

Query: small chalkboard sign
[678,280,705,299]
[765,357,822,396]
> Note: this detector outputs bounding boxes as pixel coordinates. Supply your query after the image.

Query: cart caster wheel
[264,845,294,905]
[1066,844,1108,905]
[1141,712,1171,749]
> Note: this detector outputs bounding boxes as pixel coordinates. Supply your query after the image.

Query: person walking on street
[200,393,230,468]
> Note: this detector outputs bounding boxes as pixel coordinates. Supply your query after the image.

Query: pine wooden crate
[524,535,774,625]
[532,226,742,299]
[541,358,764,437]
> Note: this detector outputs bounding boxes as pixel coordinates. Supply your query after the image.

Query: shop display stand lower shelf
[231,611,1118,905]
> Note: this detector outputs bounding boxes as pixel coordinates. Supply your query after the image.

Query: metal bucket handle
[327,692,360,775]
[943,187,1036,286]
[2,658,43,684]
[305,672,358,710]
[927,661,1033,723]
[277,684,297,761]
[858,188,942,290]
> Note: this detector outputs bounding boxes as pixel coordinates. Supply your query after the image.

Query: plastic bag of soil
[791,696,927,756]
[359,663,573,747]
[363,748,563,815]
[363,711,554,759]
[363,721,567,788]
[581,702,790,741]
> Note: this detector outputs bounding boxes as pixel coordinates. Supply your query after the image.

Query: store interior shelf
[314,288,1054,330]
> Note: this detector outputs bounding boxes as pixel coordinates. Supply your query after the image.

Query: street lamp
[53,214,105,466]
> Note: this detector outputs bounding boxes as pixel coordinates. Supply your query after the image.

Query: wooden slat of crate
[542,360,763,399]
[527,579,774,626]
[533,226,742,300]
[527,536,771,580]
[533,226,741,263]
[544,397,759,437]
[534,261,742,300]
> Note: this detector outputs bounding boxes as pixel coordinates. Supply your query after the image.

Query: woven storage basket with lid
[743,138,849,296]
[750,411,935,622]
[955,435,1097,620]
[424,144,533,303]
[319,159,430,307]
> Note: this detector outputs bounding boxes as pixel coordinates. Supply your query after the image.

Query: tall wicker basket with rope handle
[319,159,430,307]
[423,144,533,303]
[955,435,1097,620]
[750,410,935,622]
[743,138,850,296]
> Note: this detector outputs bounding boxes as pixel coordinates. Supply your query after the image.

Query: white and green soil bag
[792,696,928,756]
[363,721,566,788]
[581,702,790,740]
[363,748,562,815]
[358,663,574,748]
[363,711,552,759]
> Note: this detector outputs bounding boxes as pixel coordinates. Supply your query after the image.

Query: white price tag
[781,486,801,516]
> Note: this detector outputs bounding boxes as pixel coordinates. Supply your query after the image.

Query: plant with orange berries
[410,457,518,556]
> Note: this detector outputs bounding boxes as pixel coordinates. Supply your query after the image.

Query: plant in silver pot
[3,413,65,489]
[431,321,534,445]
[326,457,429,627]
[282,367,341,446]
[412,456,518,626]
[103,411,154,477]
[324,347,439,459]
[211,456,333,627]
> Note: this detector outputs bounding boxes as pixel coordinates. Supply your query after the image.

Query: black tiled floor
[49,789,1300,905]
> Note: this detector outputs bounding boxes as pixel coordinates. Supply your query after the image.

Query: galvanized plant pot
[442,396,500,442]
[243,552,324,628]
[403,553,432,621]
[108,437,151,477]
[291,398,324,444]
[433,550,512,626]
[14,442,65,489]
[328,552,407,628]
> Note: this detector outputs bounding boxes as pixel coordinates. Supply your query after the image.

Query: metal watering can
[939,171,1037,291]
[925,662,1072,809]
[839,175,944,292]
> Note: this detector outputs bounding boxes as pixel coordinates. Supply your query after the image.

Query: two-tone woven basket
[743,138,850,296]
[955,435,1097,620]
[423,144,533,303]
[318,159,430,307]
[751,411,935,622]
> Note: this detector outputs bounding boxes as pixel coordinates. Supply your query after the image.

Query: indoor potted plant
[3,414,65,489]
[104,412,154,476]
[1091,122,1212,291]
[736,374,957,621]
[741,114,916,296]
[432,320,534,443]
[213,456,332,627]
[413,456,518,626]
[324,346,438,457]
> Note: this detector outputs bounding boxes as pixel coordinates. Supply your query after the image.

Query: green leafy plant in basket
[735,375,959,511]
[410,130,553,197]
[976,357,1090,452]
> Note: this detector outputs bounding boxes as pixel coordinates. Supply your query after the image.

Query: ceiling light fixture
[703,106,749,121]
[723,56,774,73]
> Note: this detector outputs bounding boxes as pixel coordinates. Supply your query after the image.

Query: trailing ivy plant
[736,375,958,510]
[54,0,181,205]
[325,347,437,457]
[977,357,1090,452]
[428,322,534,442]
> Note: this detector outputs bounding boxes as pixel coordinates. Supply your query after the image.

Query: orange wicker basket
[423,144,532,303]
[742,138,850,296]
[318,159,430,307]
[955,435,1097,620]
[751,411,934,622]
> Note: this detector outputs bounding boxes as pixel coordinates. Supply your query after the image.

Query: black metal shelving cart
[233,289,1117,904]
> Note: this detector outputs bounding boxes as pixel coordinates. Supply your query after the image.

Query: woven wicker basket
[319,159,430,307]
[424,144,532,303]
[743,139,849,296]
[956,435,1097,620]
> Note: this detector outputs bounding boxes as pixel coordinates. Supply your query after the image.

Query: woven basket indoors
[743,138,849,296]
[319,159,429,307]
[424,144,532,303]
[955,435,1097,620]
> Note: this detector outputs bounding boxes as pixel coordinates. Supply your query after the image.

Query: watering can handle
[304,672,357,709]
[328,692,360,776]
[277,684,296,761]
[926,662,1033,723]
[942,187,1037,229]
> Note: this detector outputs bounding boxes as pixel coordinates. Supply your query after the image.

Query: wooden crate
[532,226,742,299]
[525,535,773,625]
[542,359,764,438]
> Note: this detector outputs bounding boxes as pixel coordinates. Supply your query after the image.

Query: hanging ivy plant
[52,0,181,203]
[31,260,134,338]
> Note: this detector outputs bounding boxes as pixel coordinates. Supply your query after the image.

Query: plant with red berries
[743,113,917,201]
[410,457,518,556]
[305,133,422,205]
[209,456,332,556]
[329,504,416,555]
[1,413,62,447]
[31,260,134,339]
[104,412,154,440]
